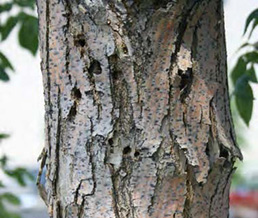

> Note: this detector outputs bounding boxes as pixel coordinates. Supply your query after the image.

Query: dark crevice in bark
[67,101,77,120]
[88,59,102,75]
[85,58,102,118]
[53,88,61,196]
[87,120,97,197]
[45,0,51,159]
[148,141,164,216]
[55,200,62,218]
[132,0,172,10]
[64,1,72,85]
[74,34,86,47]
[108,71,116,122]
[108,138,114,146]
[134,150,140,157]
[205,142,210,159]
[219,145,229,159]
[179,68,193,102]
[121,43,128,54]
[71,86,82,100]
[123,146,132,155]
[191,22,199,60]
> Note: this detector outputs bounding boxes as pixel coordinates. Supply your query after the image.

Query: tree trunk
[36,0,242,217]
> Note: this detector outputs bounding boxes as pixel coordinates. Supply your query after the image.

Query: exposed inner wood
[36,0,242,217]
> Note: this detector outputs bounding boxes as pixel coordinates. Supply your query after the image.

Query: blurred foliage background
[231,8,258,126]
[0,1,37,217]
[230,8,258,189]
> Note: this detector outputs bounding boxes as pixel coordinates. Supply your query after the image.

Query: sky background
[0,0,257,178]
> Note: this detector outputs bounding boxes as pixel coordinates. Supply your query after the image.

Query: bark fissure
[64,1,71,85]
[53,88,61,196]
[87,119,97,198]
[147,141,164,216]
[85,59,103,119]
[44,0,51,161]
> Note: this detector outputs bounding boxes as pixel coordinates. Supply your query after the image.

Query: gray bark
[36,0,242,217]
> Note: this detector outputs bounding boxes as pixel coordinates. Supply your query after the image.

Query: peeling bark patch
[171,75,217,183]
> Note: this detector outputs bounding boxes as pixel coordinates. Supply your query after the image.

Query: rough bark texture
[36,0,242,217]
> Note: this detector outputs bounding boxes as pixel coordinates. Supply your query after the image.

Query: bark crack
[53,88,61,197]
[85,58,103,119]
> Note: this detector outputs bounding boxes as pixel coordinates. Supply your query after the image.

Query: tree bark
[36,0,242,217]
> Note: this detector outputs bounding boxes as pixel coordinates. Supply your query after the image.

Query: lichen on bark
[36,0,242,217]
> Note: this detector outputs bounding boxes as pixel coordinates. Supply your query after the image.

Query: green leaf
[0,155,8,168]
[248,19,258,39]
[4,168,34,186]
[244,8,258,34]
[237,42,251,51]
[18,14,38,55]
[0,198,21,218]
[0,66,10,82]
[0,133,10,139]
[246,66,257,83]
[9,213,22,218]
[0,52,14,70]
[0,52,13,82]
[235,77,254,126]
[0,16,19,41]
[254,41,258,50]
[0,181,5,188]
[231,57,247,85]
[237,41,258,53]
[1,193,21,205]
[0,205,21,218]
[0,3,13,13]
[13,0,35,9]
[244,51,258,64]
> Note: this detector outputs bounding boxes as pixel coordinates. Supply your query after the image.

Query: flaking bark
[36,0,242,217]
